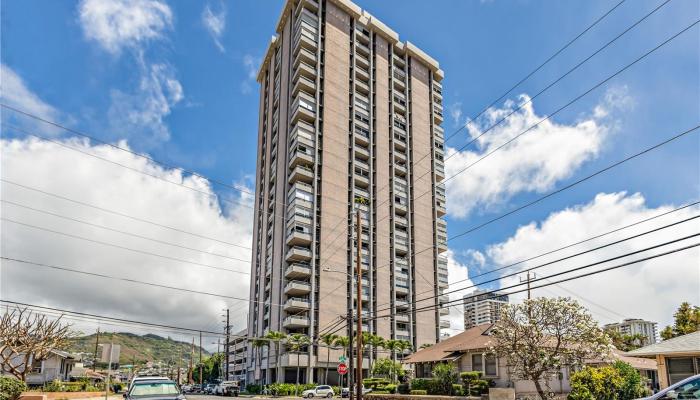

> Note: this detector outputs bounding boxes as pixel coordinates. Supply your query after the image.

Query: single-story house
[587,348,659,388]
[404,324,658,395]
[1,349,77,385]
[627,331,700,389]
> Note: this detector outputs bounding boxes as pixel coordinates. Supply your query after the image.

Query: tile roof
[627,331,700,357]
[587,349,658,370]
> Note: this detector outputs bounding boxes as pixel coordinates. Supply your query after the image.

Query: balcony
[439,307,449,316]
[286,230,312,246]
[295,0,319,14]
[439,295,450,304]
[355,79,370,95]
[434,106,444,124]
[395,240,408,255]
[436,201,446,217]
[355,41,370,57]
[395,284,409,295]
[288,148,314,168]
[283,315,310,328]
[284,280,312,295]
[433,81,443,96]
[393,100,406,115]
[393,77,406,91]
[294,47,317,69]
[394,162,407,176]
[354,145,370,160]
[439,319,451,329]
[285,263,312,279]
[289,165,314,184]
[286,246,312,262]
[355,26,370,44]
[354,127,370,147]
[395,314,409,323]
[293,30,317,53]
[394,132,407,151]
[434,125,444,140]
[435,159,445,181]
[396,329,410,337]
[355,66,370,82]
[356,52,370,70]
[396,299,409,309]
[293,61,317,81]
[394,215,408,227]
[292,75,316,96]
[283,297,311,312]
[395,202,407,215]
[392,53,405,68]
[290,94,316,124]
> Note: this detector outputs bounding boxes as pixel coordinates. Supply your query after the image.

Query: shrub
[364,378,392,389]
[397,383,410,394]
[460,371,489,396]
[372,391,391,394]
[431,363,458,395]
[568,362,648,400]
[244,384,261,394]
[0,377,27,400]
[451,384,463,396]
[410,390,427,395]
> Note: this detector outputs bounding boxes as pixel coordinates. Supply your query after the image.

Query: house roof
[403,324,494,364]
[627,331,700,357]
[50,349,75,359]
[587,349,658,371]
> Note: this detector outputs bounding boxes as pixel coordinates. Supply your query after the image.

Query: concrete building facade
[247,0,448,384]
[463,290,509,330]
[604,318,659,346]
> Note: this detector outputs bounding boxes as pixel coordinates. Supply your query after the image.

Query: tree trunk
[276,343,281,384]
[533,378,547,400]
[296,352,301,395]
[325,347,330,384]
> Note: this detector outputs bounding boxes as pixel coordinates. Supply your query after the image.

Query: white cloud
[483,192,699,329]
[240,55,260,95]
[202,3,227,53]
[449,102,463,128]
[78,0,173,55]
[0,64,63,135]
[0,137,253,337]
[445,86,632,218]
[108,62,184,147]
[441,250,477,334]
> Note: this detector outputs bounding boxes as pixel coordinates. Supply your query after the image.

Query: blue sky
[1,0,698,334]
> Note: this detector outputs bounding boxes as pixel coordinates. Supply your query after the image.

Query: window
[471,353,498,377]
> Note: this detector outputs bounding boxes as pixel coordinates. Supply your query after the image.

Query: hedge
[0,377,26,400]
[410,390,427,395]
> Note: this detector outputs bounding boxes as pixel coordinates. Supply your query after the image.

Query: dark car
[124,379,185,400]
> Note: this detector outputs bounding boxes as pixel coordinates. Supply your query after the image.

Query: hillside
[67,332,211,365]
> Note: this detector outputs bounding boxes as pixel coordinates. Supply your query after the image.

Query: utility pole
[355,208,363,400]
[93,328,100,371]
[225,309,230,380]
[189,337,194,384]
[199,331,203,387]
[177,345,182,384]
[520,271,536,300]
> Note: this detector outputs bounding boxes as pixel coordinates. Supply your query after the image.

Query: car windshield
[130,382,179,397]
[675,378,700,399]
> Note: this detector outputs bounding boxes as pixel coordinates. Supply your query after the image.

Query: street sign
[338,355,347,363]
[337,363,348,375]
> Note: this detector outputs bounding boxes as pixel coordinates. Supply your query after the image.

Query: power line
[1,217,250,275]
[1,199,244,261]
[1,179,251,249]
[375,215,699,317]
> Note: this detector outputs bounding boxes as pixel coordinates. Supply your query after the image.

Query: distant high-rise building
[247,0,447,384]
[604,318,659,345]
[463,290,509,329]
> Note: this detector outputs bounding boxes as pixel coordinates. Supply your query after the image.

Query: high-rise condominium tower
[463,290,509,330]
[247,0,448,384]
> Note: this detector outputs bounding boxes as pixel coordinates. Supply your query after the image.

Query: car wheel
[308,394,314,398]
[326,394,333,398]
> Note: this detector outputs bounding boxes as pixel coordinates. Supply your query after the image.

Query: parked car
[638,374,700,399]
[340,386,371,398]
[302,385,335,398]
[124,379,184,400]
[128,376,170,391]
[204,383,217,394]
[216,381,240,397]
[190,384,202,393]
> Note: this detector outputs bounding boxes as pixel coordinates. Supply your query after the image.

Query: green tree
[265,331,287,383]
[320,333,338,384]
[250,338,268,385]
[605,329,647,351]
[568,361,647,400]
[492,297,611,400]
[334,336,350,388]
[661,302,700,340]
[431,363,458,395]
[366,334,385,377]
[287,333,310,394]
[371,358,405,382]
[395,340,412,361]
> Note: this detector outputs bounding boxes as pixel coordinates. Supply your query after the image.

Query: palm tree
[265,331,287,383]
[250,338,269,385]
[384,339,399,362]
[333,336,350,389]
[321,333,338,384]
[396,340,412,361]
[367,334,385,377]
[287,333,311,395]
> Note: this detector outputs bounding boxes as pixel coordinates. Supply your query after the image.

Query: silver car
[639,374,700,399]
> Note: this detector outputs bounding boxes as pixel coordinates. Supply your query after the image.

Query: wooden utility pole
[93,328,100,371]
[188,337,194,384]
[355,208,363,400]
[225,309,230,380]
[177,344,182,384]
[199,331,203,387]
